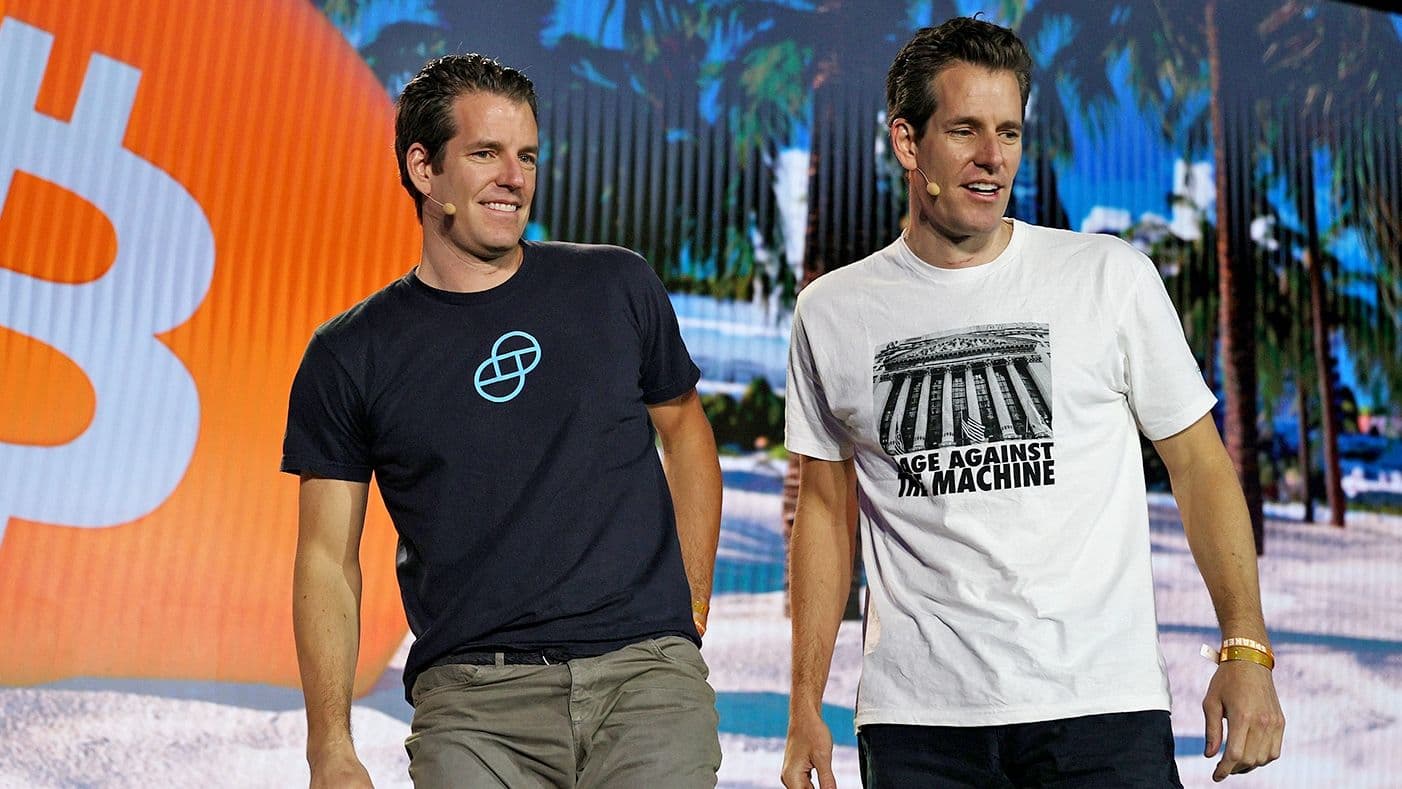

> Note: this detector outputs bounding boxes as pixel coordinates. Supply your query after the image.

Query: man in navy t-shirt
[283,54,723,788]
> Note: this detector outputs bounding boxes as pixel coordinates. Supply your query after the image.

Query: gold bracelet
[1219,645,1275,670]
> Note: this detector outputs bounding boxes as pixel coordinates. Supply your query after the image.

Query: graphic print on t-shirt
[872,322,1054,497]
[474,330,542,403]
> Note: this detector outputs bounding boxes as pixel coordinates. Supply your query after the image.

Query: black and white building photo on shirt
[872,323,1053,456]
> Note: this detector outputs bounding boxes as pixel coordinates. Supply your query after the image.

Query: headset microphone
[914,167,941,198]
[425,193,457,216]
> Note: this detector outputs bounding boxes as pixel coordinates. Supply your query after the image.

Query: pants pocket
[650,635,711,681]
[409,663,482,707]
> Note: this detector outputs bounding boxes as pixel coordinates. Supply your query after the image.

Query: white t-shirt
[785,219,1216,727]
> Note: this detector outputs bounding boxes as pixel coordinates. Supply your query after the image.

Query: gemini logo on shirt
[474,331,542,403]
[871,322,1055,497]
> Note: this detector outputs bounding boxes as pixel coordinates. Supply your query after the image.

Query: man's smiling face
[434,91,539,262]
[911,63,1023,244]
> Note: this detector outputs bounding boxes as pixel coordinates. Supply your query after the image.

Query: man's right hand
[309,749,373,789]
[781,711,838,789]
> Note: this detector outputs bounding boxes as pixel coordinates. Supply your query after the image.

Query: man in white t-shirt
[780,17,1284,788]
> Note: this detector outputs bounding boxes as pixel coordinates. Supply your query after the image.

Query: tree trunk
[1293,327,1315,523]
[1297,141,1347,527]
[1207,0,1265,553]
[1290,127,1313,522]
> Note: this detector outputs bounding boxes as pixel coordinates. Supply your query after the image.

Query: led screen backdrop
[1,0,1399,786]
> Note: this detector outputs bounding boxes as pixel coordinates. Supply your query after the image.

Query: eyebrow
[945,116,1023,130]
[463,139,540,154]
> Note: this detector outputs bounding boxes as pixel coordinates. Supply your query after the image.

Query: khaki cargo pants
[405,636,722,788]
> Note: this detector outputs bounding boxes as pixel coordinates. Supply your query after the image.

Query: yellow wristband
[692,600,709,637]
[1219,645,1275,670]
[1222,637,1272,654]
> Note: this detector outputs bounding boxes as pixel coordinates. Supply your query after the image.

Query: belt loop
[494,652,504,667]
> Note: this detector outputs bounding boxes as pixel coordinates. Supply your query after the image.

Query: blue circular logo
[473,331,542,403]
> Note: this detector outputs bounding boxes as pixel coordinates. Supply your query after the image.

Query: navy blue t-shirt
[281,241,702,701]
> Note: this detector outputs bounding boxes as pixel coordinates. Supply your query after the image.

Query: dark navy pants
[858,710,1182,788]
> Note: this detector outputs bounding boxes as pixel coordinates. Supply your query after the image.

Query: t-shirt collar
[892,218,1022,283]
[406,241,537,305]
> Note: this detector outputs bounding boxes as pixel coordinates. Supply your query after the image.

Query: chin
[482,231,525,250]
[955,212,1008,237]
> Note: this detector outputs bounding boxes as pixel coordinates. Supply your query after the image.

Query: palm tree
[320,1,563,92]
[1334,119,1402,422]
[1315,23,1402,496]
[1118,1,1402,535]
[1205,0,1270,550]
[996,0,1121,228]
[1248,2,1402,525]
[1113,0,1288,550]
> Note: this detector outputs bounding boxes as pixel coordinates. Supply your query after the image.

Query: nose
[498,156,527,189]
[975,133,1005,171]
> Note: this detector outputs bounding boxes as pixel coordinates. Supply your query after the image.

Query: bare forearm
[789,514,853,716]
[1167,441,1268,641]
[661,434,722,605]
[293,550,363,759]
[652,393,723,609]
[788,458,857,717]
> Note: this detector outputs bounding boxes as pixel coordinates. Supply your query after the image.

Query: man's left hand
[1202,660,1285,781]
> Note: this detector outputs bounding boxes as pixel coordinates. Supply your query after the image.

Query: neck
[416,232,523,293]
[903,213,1013,270]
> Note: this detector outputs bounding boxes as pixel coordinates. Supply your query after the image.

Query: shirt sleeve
[1117,257,1218,441]
[280,334,374,481]
[632,256,702,404]
[784,296,853,461]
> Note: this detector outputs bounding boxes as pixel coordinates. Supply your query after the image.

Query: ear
[406,142,434,197]
[889,118,921,172]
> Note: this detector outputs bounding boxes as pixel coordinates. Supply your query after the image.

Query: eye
[1000,130,1022,143]
[949,128,974,138]
[469,150,495,160]
[520,154,538,169]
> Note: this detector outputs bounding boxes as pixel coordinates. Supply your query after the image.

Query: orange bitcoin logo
[0,0,418,694]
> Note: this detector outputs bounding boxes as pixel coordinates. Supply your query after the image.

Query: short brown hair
[394,54,537,220]
[886,17,1032,139]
